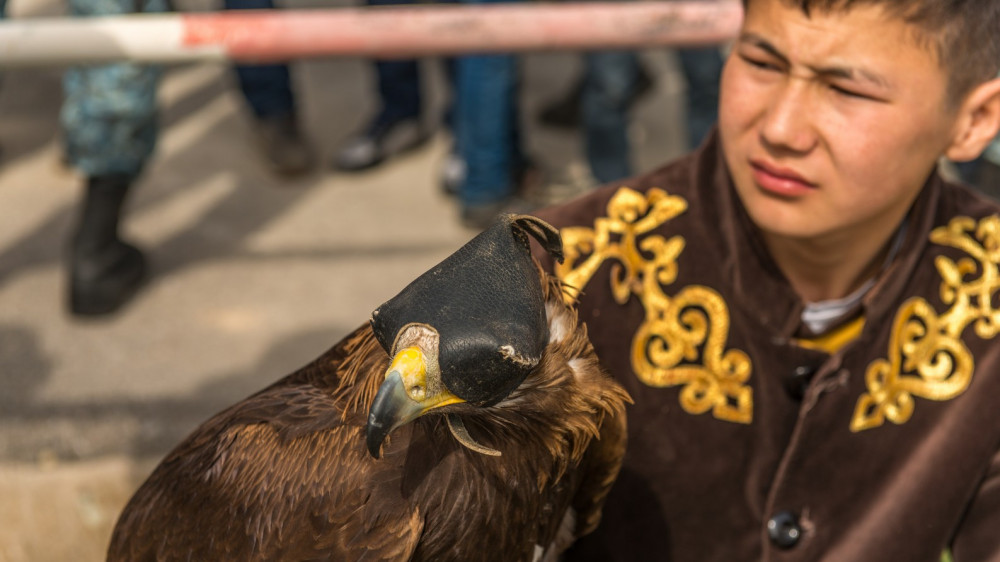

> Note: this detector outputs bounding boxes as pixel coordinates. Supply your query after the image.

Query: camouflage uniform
[60,0,167,177]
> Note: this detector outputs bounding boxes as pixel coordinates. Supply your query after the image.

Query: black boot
[68,174,147,317]
[537,61,655,129]
[252,112,317,178]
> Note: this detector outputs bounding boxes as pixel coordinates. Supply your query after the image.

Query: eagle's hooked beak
[366,346,464,459]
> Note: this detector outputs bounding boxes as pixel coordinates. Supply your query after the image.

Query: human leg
[225,0,315,176]
[454,50,522,227]
[448,0,528,227]
[334,58,429,171]
[537,55,652,131]
[372,60,421,126]
[333,0,430,171]
[62,0,166,316]
[581,50,639,184]
[676,46,723,150]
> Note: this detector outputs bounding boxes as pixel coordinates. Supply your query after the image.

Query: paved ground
[0,0,694,558]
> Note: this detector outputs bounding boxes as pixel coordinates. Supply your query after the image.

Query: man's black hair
[743,0,1000,102]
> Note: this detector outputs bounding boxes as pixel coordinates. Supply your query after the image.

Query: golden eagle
[107,215,630,561]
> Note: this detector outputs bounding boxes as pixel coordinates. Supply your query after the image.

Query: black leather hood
[370,214,564,404]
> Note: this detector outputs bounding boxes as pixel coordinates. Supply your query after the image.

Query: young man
[533,0,1000,559]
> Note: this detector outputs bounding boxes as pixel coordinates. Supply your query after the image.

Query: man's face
[719,0,960,242]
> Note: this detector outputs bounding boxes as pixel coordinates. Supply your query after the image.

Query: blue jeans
[225,0,295,118]
[455,53,521,208]
[677,47,723,150]
[454,0,522,209]
[366,0,460,130]
[580,47,722,185]
[61,0,166,177]
[582,51,639,184]
[367,0,423,128]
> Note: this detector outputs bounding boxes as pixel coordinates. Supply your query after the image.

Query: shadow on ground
[0,323,358,465]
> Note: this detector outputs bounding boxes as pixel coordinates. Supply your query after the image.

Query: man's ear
[945,77,1000,162]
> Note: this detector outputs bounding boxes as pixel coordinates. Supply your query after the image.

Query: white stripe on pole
[0,2,743,67]
[0,16,222,66]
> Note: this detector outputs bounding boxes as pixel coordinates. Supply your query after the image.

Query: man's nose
[759,82,817,154]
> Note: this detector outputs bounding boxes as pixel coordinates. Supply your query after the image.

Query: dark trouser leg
[61,60,152,315]
[368,0,422,127]
[453,0,523,220]
[232,64,295,120]
[677,47,723,150]
[224,0,315,176]
[582,50,638,184]
[372,60,422,128]
[333,0,427,172]
[455,52,520,211]
[225,0,295,119]
[62,0,165,316]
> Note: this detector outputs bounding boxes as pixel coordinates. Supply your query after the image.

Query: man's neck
[761,216,905,304]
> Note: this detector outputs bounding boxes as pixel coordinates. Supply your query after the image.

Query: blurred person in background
[332,0,436,172]
[451,0,535,229]
[538,46,724,184]
[61,0,314,318]
[225,0,316,177]
[333,0,531,229]
[674,47,725,152]
[60,0,166,317]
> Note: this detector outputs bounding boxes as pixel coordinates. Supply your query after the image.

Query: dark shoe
[631,61,655,107]
[252,113,316,178]
[537,61,655,129]
[457,161,546,230]
[68,175,147,317]
[537,79,582,129]
[70,241,146,317]
[334,116,430,172]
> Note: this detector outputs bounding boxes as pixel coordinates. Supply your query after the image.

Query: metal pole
[0,2,742,67]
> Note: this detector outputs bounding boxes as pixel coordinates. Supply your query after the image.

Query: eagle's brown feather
[107,269,629,562]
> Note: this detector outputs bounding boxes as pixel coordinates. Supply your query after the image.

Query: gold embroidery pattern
[851,216,1000,432]
[556,187,753,424]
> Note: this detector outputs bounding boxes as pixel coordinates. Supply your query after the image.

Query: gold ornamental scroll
[555,187,753,424]
[852,216,1000,431]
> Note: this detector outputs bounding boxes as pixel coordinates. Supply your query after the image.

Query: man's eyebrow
[813,66,891,89]
[738,31,891,89]
[738,32,789,66]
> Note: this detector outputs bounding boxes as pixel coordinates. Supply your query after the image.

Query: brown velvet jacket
[532,133,1000,561]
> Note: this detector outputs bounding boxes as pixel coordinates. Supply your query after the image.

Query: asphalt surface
[0,0,693,558]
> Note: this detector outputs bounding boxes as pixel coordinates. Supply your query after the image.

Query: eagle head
[366,214,564,459]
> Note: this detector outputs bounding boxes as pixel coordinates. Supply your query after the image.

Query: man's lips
[750,160,817,196]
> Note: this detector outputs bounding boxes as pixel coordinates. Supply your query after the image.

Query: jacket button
[767,511,802,548]
[785,365,817,400]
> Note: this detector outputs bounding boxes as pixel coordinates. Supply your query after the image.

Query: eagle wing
[107,326,424,562]
[572,395,628,537]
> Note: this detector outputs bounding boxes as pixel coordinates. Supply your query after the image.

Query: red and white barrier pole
[0,2,742,67]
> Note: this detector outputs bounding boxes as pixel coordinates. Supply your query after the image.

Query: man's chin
[738,191,831,242]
